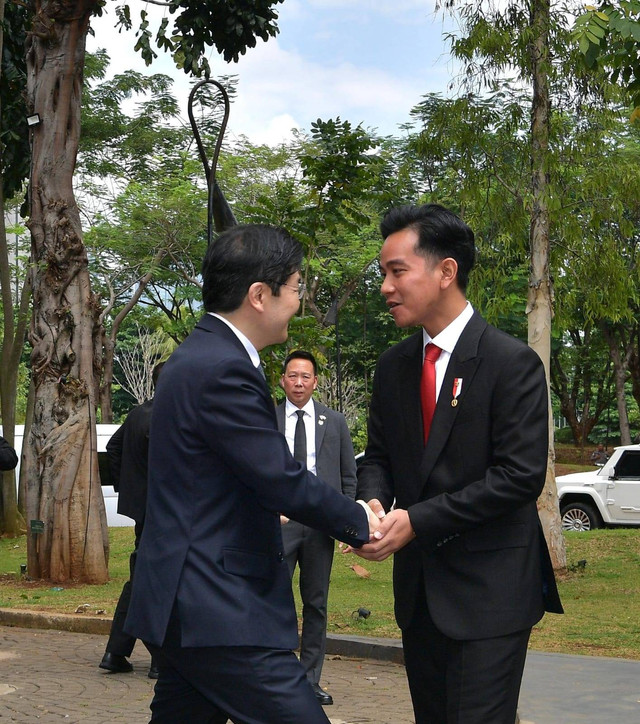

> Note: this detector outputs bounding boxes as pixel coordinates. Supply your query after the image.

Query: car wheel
[560,502,601,532]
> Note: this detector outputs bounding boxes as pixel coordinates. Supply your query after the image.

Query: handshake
[345,499,417,562]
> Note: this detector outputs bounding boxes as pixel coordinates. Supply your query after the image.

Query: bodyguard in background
[0,436,18,471]
[277,350,357,706]
[99,362,164,678]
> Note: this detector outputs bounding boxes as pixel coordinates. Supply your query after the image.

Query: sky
[87,1,459,146]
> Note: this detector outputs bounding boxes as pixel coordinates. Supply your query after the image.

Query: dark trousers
[106,523,144,657]
[146,608,330,724]
[282,521,335,684]
[402,594,530,724]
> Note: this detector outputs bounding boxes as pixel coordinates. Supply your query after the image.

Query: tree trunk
[528,0,566,572]
[601,323,633,445]
[0,189,31,534]
[24,0,107,583]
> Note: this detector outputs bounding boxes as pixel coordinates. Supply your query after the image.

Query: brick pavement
[0,625,414,723]
[3,622,640,723]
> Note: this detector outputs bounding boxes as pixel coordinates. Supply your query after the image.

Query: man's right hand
[356,499,386,538]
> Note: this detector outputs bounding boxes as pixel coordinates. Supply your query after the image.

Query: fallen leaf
[350,563,370,579]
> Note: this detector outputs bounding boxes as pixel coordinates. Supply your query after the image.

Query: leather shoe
[311,682,333,706]
[148,663,160,679]
[99,652,133,673]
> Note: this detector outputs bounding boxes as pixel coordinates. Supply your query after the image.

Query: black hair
[201,224,303,312]
[380,203,475,291]
[283,350,318,376]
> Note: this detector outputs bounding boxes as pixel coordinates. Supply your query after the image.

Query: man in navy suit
[125,224,378,723]
[276,350,357,705]
[355,204,562,723]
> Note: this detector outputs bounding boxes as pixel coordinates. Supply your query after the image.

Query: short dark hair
[380,203,475,290]
[283,350,318,376]
[201,224,303,313]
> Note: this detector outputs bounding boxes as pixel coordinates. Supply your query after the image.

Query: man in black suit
[355,203,562,723]
[277,350,357,706]
[99,363,164,678]
[125,224,378,723]
[0,436,18,471]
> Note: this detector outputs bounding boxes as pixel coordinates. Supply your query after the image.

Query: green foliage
[80,50,184,181]
[0,0,29,200]
[573,2,640,115]
[115,0,284,75]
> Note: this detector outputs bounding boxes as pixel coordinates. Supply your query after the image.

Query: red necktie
[421,343,441,444]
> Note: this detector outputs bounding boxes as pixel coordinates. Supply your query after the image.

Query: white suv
[1,424,132,527]
[555,444,640,531]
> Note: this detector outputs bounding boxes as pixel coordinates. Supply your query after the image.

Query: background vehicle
[555,444,640,531]
[0,424,133,527]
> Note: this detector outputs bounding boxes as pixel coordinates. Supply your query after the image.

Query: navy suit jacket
[125,314,368,649]
[357,312,562,640]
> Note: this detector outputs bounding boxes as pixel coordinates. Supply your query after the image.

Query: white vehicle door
[607,450,640,524]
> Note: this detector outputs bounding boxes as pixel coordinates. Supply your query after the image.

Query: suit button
[277,552,284,562]
[344,525,356,536]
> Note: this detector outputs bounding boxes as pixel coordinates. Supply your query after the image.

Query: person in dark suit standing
[276,350,357,706]
[354,203,563,724]
[0,436,18,471]
[99,362,164,678]
[124,224,378,724]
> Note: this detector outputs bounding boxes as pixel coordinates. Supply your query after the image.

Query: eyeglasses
[279,280,306,299]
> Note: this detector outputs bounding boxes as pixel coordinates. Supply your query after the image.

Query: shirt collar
[422,301,474,354]
[285,398,315,418]
[208,312,261,369]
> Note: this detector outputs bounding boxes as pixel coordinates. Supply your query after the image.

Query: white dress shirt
[208,312,262,370]
[422,301,474,401]
[283,398,317,475]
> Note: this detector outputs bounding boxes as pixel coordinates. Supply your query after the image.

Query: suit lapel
[313,400,327,453]
[397,333,425,476]
[275,402,285,434]
[418,312,487,486]
[196,313,276,424]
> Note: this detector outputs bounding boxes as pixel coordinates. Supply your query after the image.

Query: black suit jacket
[125,314,369,649]
[107,400,153,524]
[357,311,562,640]
[0,436,18,471]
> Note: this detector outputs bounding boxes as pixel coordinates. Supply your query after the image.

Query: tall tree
[24,0,108,582]
[0,0,31,536]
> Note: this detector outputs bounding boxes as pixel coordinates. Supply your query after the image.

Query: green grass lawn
[2,527,639,659]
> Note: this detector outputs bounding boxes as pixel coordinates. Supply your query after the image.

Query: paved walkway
[1,623,640,723]
[0,625,412,724]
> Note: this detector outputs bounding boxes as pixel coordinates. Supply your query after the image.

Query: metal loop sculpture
[187,79,237,245]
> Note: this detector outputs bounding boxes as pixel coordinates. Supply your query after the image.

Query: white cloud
[87,5,453,145]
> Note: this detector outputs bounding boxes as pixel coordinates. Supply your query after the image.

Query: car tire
[560,502,602,532]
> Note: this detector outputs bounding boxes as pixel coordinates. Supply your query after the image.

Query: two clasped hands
[345,500,417,561]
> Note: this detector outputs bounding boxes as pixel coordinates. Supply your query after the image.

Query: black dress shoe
[99,652,133,673]
[148,663,160,679]
[311,682,333,706]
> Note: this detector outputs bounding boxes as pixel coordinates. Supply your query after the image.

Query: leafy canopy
[115,0,284,76]
[573,2,640,117]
